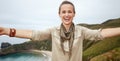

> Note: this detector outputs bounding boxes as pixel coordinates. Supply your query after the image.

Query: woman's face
[59,4,75,25]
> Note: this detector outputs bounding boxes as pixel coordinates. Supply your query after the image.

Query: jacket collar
[56,25,81,39]
[56,25,77,31]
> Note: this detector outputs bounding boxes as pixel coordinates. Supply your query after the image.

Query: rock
[1,42,12,49]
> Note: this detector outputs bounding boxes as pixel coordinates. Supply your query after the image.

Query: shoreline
[28,50,52,61]
[28,50,52,57]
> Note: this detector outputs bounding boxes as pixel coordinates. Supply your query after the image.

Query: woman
[0,1,120,61]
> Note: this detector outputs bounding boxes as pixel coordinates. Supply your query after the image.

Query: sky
[0,0,120,46]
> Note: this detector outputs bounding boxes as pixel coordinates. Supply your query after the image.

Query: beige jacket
[31,25,103,61]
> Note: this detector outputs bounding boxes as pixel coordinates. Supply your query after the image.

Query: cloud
[0,0,120,45]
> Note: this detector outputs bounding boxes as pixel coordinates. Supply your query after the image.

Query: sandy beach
[30,50,52,57]
[27,50,52,61]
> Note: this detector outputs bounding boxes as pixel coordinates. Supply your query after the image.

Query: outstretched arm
[0,27,32,39]
[101,27,120,38]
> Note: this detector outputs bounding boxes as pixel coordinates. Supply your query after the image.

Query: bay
[0,52,49,61]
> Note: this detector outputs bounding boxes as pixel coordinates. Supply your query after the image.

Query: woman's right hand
[0,27,9,35]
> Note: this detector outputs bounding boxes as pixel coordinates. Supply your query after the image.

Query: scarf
[60,23,75,59]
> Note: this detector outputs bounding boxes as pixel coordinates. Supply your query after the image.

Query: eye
[62,10,66,14]
[68,10,72,13]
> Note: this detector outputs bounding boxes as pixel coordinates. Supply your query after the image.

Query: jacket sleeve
[30,28,52,41]
[82,27,103,41]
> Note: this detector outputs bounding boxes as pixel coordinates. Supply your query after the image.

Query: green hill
[80,18,120,61]
[0,40,51,56]
[78,18,120,29]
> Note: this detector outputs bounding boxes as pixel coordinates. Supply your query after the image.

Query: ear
[59,13,62,17]
[73,13,75,17]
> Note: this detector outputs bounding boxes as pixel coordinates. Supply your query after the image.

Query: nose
[65,13,69,17]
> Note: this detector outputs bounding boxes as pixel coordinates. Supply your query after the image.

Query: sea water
[0,52,49,61]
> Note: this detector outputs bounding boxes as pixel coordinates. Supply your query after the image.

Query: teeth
[64,17,70,21]
[65,18,69,20]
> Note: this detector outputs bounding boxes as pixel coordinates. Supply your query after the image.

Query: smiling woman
[0,0,120,61]
[59,3,75,31]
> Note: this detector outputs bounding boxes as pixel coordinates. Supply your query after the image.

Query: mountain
[78,18,120,29]
[1,42,12,49]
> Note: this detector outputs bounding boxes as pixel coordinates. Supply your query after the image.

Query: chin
[64,22,72,25]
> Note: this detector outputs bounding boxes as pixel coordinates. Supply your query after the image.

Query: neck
[63,23,72,32]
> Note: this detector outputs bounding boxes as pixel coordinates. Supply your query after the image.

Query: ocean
[0,52,50,61]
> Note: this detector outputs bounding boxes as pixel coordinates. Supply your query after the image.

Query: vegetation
[0,40,51,55]
[79,18,120,61]
[0,18,120,61]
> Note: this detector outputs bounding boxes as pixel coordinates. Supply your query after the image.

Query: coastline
[29,50,52,57]
[28,50,52,61]
[0,50,52,61]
